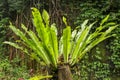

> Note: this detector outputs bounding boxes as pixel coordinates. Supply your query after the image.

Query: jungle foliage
[0,0,120,80]
[4,8,118,80]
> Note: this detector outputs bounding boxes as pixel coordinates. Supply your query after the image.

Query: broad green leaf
[42,9,49,25]
[9,23,27,42]
[51,23,57,35]
[79,35,111,60]
[100,15,109,26]
[46,26,58,67]
[21,24,51,65]
[59,36,63,56]
[74,20,89,41]
[31,7,48,45]
[71,30,77,40]
[102,25,118,36]
[103,22,116,27]
[70,22,95,64]
[4,41,23,50]
[63,26,71,63]
[9,23,50,65]
[70,30,77,54]
[81,20,89,30]
[50,25,58,62]
[72,24,118,65]
[9,24,35,48]
[3,41,29,54]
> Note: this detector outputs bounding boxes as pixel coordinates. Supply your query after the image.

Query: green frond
[31,7,48,45]
[5,8,117,68]
[42,9,49,26]
[63,26,71,63]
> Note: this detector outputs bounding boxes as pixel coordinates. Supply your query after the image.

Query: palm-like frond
[70,20,95,64]
[5,8,59,68]
[4,8,118,68]
[31,8,48,45]
[70,15,118,65]
[63,26,71,63]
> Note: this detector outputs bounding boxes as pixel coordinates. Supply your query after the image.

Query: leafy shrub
[0,57,30,80]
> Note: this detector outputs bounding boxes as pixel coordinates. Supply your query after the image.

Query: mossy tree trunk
[58,64,73,80]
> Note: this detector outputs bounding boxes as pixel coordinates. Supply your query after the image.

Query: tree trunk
[58,64,73,80]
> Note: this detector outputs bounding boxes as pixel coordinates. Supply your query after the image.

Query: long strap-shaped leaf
[3,41,41,62]
[47,25,58,67]
[3,41,28,54]
[31,8,59,67]
[9,23,51,65]
[70,20,93,64]
[9,24,36,50]
[21,24,51,65]
[63,26,71,63]
[31,8,48,45]
[8,24,44,62]
[72,25,118,65]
